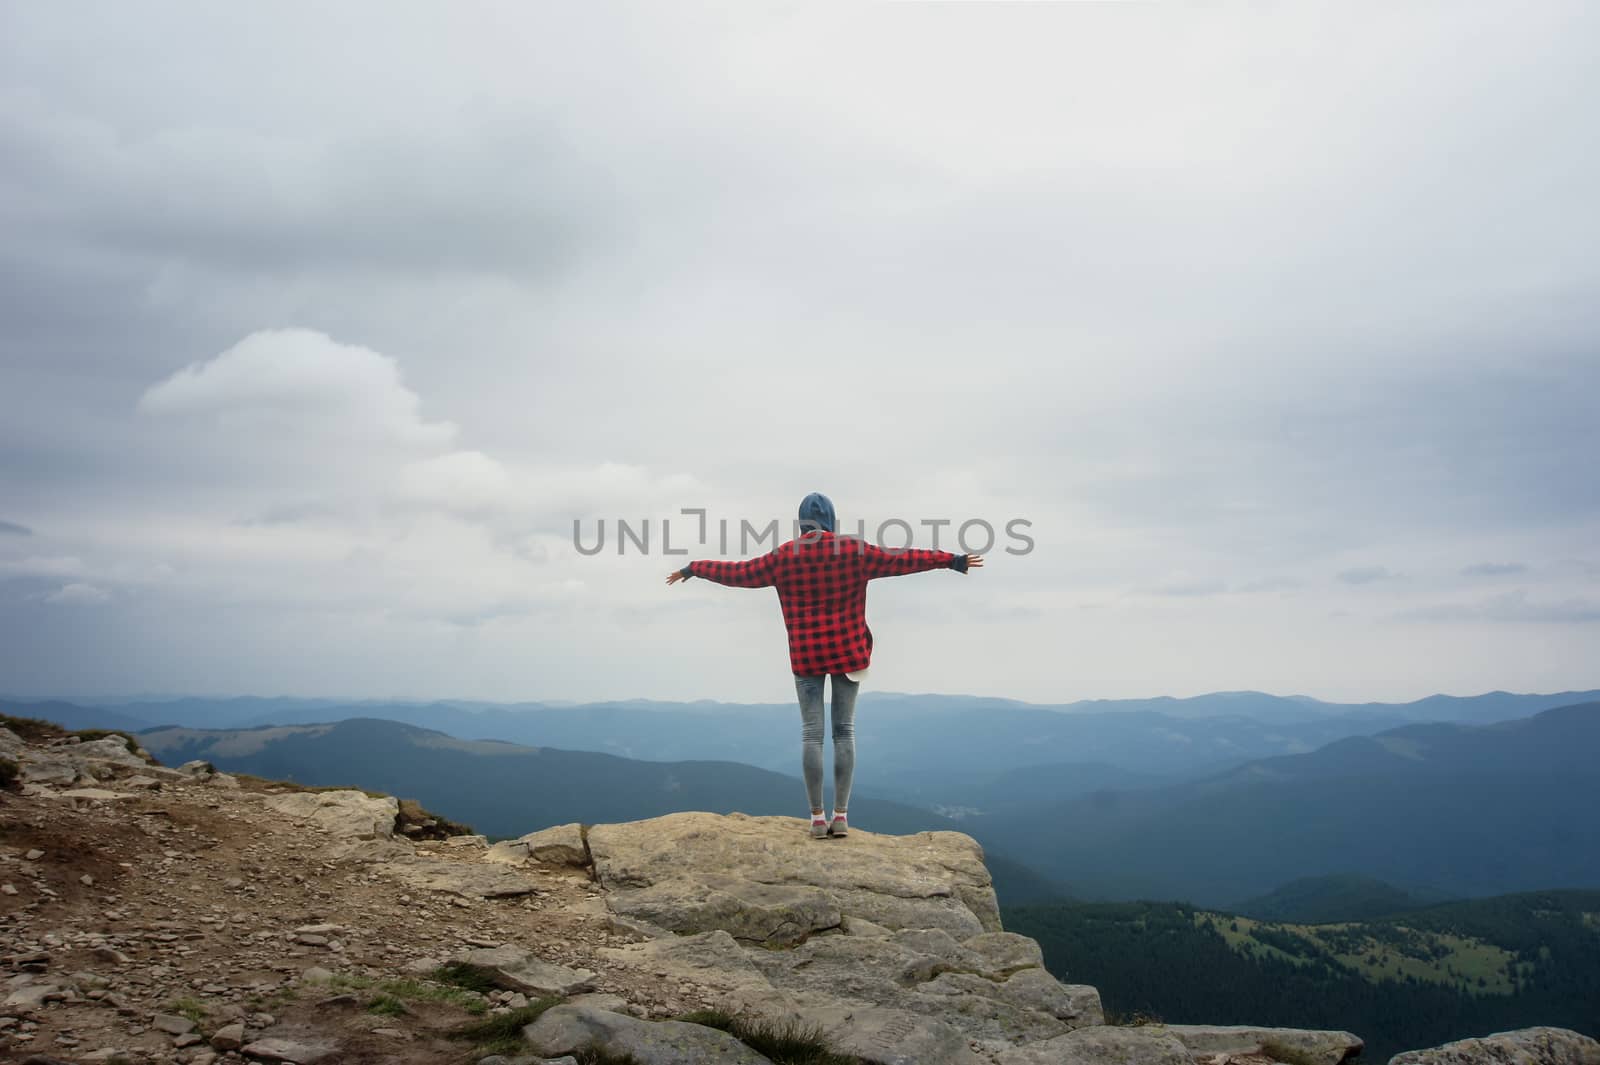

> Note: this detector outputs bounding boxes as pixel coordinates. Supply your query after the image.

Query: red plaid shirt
[686,531,962,676]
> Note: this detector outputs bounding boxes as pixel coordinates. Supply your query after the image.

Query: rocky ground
[3,721,1597,1065]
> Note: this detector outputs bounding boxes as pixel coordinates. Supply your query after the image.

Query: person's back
[666,491,983,837]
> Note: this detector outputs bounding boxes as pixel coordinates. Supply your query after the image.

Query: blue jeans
[794,673,860,814]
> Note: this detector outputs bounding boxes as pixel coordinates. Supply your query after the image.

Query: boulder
[210,1023,247,1051]
[263,790,398,840]
[71,736,148,766]
[588,812,1000,940]
[453,945,596,996]
[996,1024,1193,1065]
[519,823,590,867]
[1165,1024,1364,1065]
[1389,1027,1600,1065]
[522,1004,772,1064]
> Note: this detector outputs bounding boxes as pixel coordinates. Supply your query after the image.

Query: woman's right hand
[964,554,984,571]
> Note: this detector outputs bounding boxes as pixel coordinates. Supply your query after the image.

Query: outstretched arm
[861,541,985,580]
[665,552,779,588]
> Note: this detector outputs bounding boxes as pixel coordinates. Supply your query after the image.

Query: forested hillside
[1004,891,1600,1061]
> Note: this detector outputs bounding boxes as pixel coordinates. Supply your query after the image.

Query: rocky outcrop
[583,812,1100,1060]
[588,812,1001,941]
[0,726,163,789]
[453,944,596,996]
[262,788,399,840]
[1165,1024,1365,1065]
[996,1024,1194,1065]
[1389,1028,1600,1065]
[524,1003,772,1064]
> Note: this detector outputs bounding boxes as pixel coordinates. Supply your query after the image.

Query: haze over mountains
[9,688,1598,912]
[7,688,1595,797]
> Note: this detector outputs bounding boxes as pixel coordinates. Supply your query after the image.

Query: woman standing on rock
[666,492,982,839]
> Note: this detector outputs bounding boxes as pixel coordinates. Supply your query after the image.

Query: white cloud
[138,328,455,447]
[44,581,109,605]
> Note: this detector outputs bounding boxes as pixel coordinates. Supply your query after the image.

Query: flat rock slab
[523,1004,772,1064]
[587,812,1000,943]
[610,874,841,947]
[1166,1024,1364,1065]
[997,1024,1194,1065]
[383,857,540,898]
[795,1003,983,1065]
[1390,1027,1600,1065]
[453,945,596,996]
[263,790,398,840]
[241,1036,339,1063]
[57,788,137,801]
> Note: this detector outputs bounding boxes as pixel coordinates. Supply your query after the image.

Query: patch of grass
[366,993,409,1016]
[450,998,562,1056]
[1261,1040,1324,1065]
[166,996,207,1024]
[430,961,501,994]
[0,712,68,743]
[1103,1007,1163,1026]
[322,971,489,1015]
[0,756,17,789]
[0,712,144,756]
[676,1009,867,1065]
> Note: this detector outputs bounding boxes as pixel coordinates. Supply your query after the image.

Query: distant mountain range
[8,689,1597,807]
[972,701,1600,905]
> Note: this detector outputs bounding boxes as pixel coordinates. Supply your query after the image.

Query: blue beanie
[797,492,836,534]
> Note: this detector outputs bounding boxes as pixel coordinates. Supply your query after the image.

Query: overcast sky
[2,3,1597,706]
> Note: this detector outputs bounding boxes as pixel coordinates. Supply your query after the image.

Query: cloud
[1145,579,1229,598]
[44,581,109,605]
[2,4,1599,702]
[1461,562,1528,577]
[0,555,86,578]
[1399,591,1600,624]
[1337,566,1403,586]
[138,329,456,447]
[0,520,30,536]
[1237,577,1303,594]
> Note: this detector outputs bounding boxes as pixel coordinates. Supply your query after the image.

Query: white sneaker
[810,815,829,839]
[828,812,849,838]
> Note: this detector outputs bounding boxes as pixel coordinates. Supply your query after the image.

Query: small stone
[25,848,45,860]
[210,1022,246,1051]
[153,1013,197,1036]
[80,874,95,886]
[1,883,16,895]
